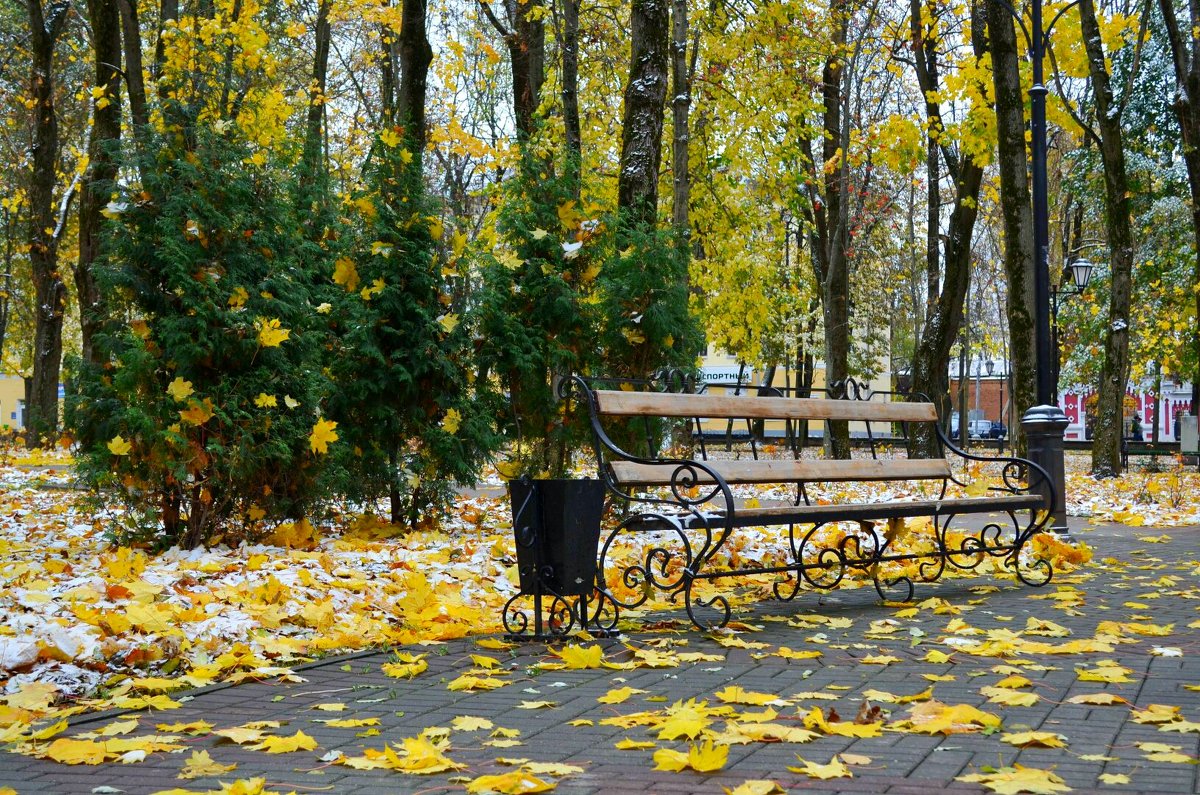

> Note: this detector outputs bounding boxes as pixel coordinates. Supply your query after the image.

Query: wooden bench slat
[627,494,1043,532]
[593,390,938,423]
[610,458,953,486]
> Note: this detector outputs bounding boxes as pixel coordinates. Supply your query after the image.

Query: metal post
[1022,0,1071,535]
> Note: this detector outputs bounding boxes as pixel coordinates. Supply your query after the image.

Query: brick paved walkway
[3,519,1199,794]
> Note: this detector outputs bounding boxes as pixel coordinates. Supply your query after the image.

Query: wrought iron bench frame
[566,373,1057,631]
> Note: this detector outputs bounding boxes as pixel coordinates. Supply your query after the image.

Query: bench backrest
[587,388,947,487]
[592,390,938,423]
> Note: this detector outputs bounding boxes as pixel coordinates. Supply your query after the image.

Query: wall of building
[0,376,25,429]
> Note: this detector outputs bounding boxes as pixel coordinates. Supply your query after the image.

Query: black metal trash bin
[509,477,605,597]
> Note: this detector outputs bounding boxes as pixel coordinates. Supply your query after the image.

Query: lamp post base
[1022,405,1071,536]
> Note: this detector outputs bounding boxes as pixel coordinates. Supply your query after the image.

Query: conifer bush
[324,131,494,527]
[70,115,334,549]
[474,162,603,476]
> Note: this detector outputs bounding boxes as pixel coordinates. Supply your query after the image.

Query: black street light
[1050,259,1097,402]
[1022,0,1088,537]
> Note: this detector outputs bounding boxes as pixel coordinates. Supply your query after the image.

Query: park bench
[568,374,1057,630]
[1120,438,1179,469]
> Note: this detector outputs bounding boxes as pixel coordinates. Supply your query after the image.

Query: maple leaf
[383,654,429,679]
[178,398,215,426]
[1001,731,1067,748]
[447,675,507,692]
[957,764,1072,794]
[379,735,465,773]
[465,771,555,794]
[178,749,237,779]
[657,699,712,740]
[309,418,338,454]
[42,738,111,765]
[1066,693,1128,706]
[213,726,268,745]
[228,286,249,308]
[895,700,1001,734]
[256,317,290,348]
[1098,773,1130,784]
[724,781,784,795]
[517,700,557,710]
[451,716,493,732]
[379,128,402,148]
[551,644,604,669]
[254,392,277,408]
[322,717,381,728]
[714,686,781,706]
[107,435,132,456]
[981,686,1040,707]
[166,377,194,402]
[598,686,646,705]
[437,313,459,333]
[442,408,462,434]
[249,730,318,753]
[333,256,360,292]
[1132,704,1181,723]
[616,738,656,750]
[788,754,852,780]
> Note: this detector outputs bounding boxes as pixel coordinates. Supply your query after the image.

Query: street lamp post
[1021,0,1092,538]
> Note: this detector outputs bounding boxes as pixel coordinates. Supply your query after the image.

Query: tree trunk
[300,0,331,181]
[481,0,544,141]
[78,0,123,366]
[396,0,433,153]
[907,0,988,457]
[670,0,690,242]
[1160,0,1200,416]
[987,0,1036,454]
[618,0,669,227]
[561,0,581,196]
[1080,0,1135,477]
[0,209,13,359]
[26,0,69,446]
[153,0,179,86]
[813,0,851,459]
[118,0,148,130]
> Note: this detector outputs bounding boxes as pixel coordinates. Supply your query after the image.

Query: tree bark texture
[907,0,988,458]
[153,0,179,86]
[987,0,1036,454]
[118,0,148,130]
[561,0,581,195]
[480,0,545,141]
[26,0,70,446]
[618,0,670,227]
[396,0,433,152]
[810,0,851,459]
[1159,0,1200,415]
[78,0,123,366]
[301,0,331,181]
[670,0,690,240]
[1079,0,1135,476]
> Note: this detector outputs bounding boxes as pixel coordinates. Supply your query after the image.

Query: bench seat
[624,494,1044,532]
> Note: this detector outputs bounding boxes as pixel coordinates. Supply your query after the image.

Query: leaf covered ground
[1,450,1199,793]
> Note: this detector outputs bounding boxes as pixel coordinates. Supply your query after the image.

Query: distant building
[0,376,25,429]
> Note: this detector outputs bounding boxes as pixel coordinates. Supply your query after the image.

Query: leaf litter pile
[2,450,1200,793]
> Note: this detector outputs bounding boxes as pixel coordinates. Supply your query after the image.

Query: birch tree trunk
[618,0,669,227]
[670,0,690,242]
